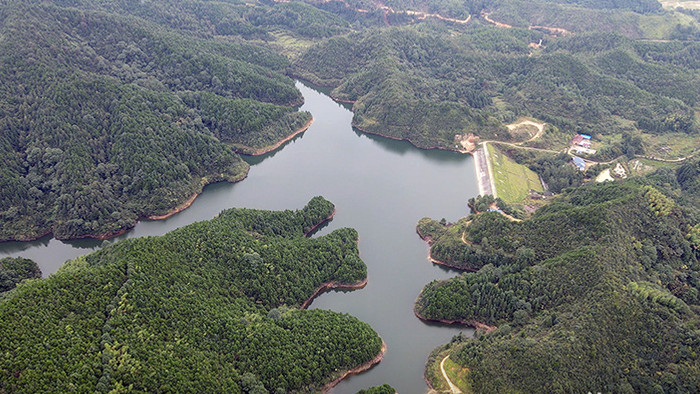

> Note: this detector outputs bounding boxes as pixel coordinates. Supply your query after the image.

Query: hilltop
[416,161,700,392]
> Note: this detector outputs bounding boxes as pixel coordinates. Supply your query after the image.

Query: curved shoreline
[321,339,387,393]
[304,208,336,236]
[146,192,200,221]
[352,123,457,153]
[8,171,249,243]
[416,226,478,272]
[294,77,480,156]
[329,92,356,104]
[414,307,497,333]
[248,117,314,156]
[428,253,478,272]
[300,276,368,309]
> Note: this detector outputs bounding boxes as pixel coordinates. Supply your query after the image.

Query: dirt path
[481,11,512,28]
[637,151,698,163]
[506,119,545,144]
[529,25,571,36]
[489,141,561,153]
[460,225,473,245]
[481,11,571,36]
[440,355,463,394]
[404,10,471,24]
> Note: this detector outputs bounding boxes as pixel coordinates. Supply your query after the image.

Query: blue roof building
[572,156,586,171]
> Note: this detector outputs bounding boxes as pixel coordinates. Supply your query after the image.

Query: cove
[0,82,477,393]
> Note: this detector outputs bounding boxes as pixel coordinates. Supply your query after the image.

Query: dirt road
[440,355,463,394]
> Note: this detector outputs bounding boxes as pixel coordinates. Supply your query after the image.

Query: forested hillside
[416,165,700,392]
[294,25,699,149]
[0,1,314,241]
[0,257,40,294]
[3,0,697,240]
[0,197,383,392]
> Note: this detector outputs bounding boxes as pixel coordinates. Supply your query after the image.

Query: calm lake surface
[0,82,477,393]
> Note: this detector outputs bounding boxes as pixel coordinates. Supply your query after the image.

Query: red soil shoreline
[300,276,368,309]
[415,227,478,272]
[3,117,312,243]
[304,208,336,236]
[9,172,249,243]
[352,123,461,153]
[415,226,497,332]
[5,117,316,242]
[146,193,200,221]
[248,117,314,156]
[329,93,356,104]
[321,339,387,393]
[294,76,476,155]
[414,308,497,333]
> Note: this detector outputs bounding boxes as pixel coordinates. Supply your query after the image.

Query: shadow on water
[296,79,354,110]
[352,127,470,164]
[0,234,52,254]
[241,131,308,166]
[63,237,106,250]
[306,217,334,238]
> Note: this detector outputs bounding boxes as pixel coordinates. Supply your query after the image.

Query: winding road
[440,355,463,394]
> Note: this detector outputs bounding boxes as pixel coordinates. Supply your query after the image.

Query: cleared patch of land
[506,118,545,143]
[269,30,313,58]
[595,168,614,183]
[443,356,471,393]
[642,132,700,160]
[660,0,700,9]
[487,143,543,203]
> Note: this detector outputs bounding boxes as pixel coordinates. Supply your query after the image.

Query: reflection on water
[0,81,478,394]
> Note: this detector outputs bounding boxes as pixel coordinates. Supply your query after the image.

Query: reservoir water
[0,82,477,393]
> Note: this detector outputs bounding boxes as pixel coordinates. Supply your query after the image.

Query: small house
[572,156,586,171]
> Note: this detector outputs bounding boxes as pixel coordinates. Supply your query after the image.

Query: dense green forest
[2,0,697,240]
[0,257,41,294]
[0,1,316,241]
[0,197,383,392]
[357,384,397,393]
[295,25,699,150]
[416,164,700,392]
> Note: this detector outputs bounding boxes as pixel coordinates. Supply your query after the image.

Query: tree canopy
[0,197,382,393]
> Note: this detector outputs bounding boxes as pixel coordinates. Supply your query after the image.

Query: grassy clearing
[642,132,699,159]
[268,30,314,59]
[444,356,472,393]
[488,143,543,204]
[660,0,700,10]
[425,347,452,392]
[521,124,571,150]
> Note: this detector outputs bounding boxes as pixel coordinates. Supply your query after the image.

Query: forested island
[417,160,700,392]
[0,197,384,392]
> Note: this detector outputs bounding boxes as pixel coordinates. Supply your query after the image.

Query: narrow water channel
[0,82,477,393]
